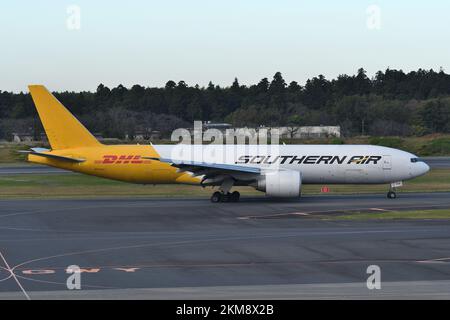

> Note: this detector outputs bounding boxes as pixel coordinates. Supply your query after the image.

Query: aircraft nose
[423,162,430,174]
[417,161,430,176]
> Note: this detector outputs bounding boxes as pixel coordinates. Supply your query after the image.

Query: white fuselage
[153,144,430,184]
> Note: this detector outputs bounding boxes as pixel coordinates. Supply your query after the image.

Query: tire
[230,191,240,202]
[387,191,397,199]
[211,191,222,203]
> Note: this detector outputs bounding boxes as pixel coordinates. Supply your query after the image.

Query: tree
[354,68,371,94]
[269,72,286,95]
[333,95,370,135]
[420,99,450,133]
[165,80,176,90]
[286,115,303,138]
[302,75,332,109]
[4,67,450,140]
[231,78,240,91]
[96,83,110,97]
[256,78,269,93]
[288,81,301,92]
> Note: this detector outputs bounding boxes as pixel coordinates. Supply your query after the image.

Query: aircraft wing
[144,157,260,181]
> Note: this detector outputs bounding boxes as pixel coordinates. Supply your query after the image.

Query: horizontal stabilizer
[18,150,85,163]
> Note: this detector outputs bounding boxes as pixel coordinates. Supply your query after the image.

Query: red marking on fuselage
[116,155,134,164]
[99,155,148,164]
[103,155,118,164]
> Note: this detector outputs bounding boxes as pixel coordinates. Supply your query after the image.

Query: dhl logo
[94,155,152,164]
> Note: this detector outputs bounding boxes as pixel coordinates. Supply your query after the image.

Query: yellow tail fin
[28,85,101,150]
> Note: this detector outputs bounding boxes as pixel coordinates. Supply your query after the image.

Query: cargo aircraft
[23,85,430,202]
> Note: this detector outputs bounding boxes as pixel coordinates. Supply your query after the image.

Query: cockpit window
[410,158,423,163]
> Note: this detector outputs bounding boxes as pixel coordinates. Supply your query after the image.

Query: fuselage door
[383,155,392,170]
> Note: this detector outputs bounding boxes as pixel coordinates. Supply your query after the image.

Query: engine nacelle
[256,170,302,198]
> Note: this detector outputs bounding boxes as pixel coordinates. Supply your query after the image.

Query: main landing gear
[210,191,240,203]
[210,177,240,203]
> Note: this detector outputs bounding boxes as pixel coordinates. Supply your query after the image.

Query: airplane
[23,85,430,203]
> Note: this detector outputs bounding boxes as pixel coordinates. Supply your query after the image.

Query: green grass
[368,136,404,149]
[0,144,29,163]
[281,134,450,156]
[0,173,261,199]
[419,137,450,156]
[0,168,449,199]
[332,209,450,220]
[2,134,450,164]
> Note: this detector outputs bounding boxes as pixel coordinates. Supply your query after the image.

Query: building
[12,132,104,144]
[12,132,34,143]
[203,121,233,131]
[277,126,341,139]
[125,130,161,141]
[228,126,341,139]
[184,124,341,143]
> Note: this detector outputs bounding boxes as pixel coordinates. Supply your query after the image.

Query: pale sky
[1,0,449,92]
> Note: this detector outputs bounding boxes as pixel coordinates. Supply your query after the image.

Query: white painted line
[291,212,310,216]
[238,212,310,219]
[370,208,389,212]
[0,251,30,300]
[417,257,450,264]
[431,257,450,261]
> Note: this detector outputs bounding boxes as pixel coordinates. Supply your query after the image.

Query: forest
[1,68,450,140]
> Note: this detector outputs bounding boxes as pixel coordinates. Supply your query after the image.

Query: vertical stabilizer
[28,85,101,149]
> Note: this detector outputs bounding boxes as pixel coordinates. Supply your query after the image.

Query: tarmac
[1,193,450,299]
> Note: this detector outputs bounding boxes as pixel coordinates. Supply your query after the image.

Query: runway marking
[0,226,56,232]
[238,212,309,219]
[0,275,13,282]
[238,203,450,220]
[9,227,445,273]
[292,212,310,216]
[0,264,13,282]
[0,205,123,219]
[417,257,450,264]
[11,257,440,273]
[7,257,447,292]
[15,274,117,290]
[0,233,210,243]
[0,251,30,300]
[0,202,215,220]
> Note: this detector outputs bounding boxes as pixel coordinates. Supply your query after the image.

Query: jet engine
[256,170,301,197]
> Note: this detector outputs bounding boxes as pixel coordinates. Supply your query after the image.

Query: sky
[1,0,449,92]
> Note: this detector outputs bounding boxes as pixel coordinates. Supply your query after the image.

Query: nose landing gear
[387,191,397,199]
[387,181,402,199]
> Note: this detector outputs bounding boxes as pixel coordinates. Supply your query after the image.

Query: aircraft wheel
[387,191,397,199]
[211,191,222,203]
[222,193,231,202]
[230,191,240,202]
